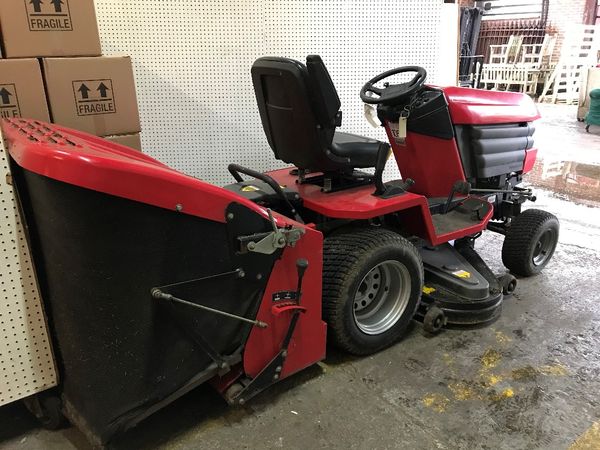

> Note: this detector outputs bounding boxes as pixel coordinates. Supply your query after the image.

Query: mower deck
[415,241,503,327]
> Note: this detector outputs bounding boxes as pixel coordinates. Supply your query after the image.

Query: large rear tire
[322,228,423,355]
[502,209,559,276]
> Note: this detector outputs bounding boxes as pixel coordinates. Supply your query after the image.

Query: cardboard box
[103,133,142,151]
[0,0,101,58]
[42,56,141,136]
[0,59,50,122]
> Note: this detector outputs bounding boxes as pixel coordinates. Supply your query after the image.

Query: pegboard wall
[94,0,455,185]
[0,132,58,406]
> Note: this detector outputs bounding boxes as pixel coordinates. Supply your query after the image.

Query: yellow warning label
[452,270,471,279]
[423,286,436,295]
[241,185,261,192]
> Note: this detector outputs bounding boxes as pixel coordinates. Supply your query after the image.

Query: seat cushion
[330,132,381,168]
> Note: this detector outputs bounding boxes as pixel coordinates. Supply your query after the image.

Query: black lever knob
[296,258,309,278]
[295,259,309,305]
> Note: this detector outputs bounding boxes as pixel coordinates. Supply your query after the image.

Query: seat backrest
[251,56,343,171]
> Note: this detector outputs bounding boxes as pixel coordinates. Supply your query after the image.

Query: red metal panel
[268,169,492,246]
[1,119,281,226]
[443,86,541,125]
[383,125,466,198]
[523,148,538,173]
[243,226,326,379]
[268,168,433,221]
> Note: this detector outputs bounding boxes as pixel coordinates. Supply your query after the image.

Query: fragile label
[0,85,21,119]
[72,80,117,116]
[25,0,73,32]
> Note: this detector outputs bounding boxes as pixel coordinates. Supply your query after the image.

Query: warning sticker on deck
[422,286,436,295]
[0,85,21,119]
[452,269,471,279]
[72,80,117,116]
[25,0,73,32]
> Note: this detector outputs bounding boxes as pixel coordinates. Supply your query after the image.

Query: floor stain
[481,349,502,369]
[489,387,515,402]
[511,366,539,382]
[448,382,477,401]
[569,421,600,450]
[538,363,569,377]
[495,331,513,345]
[485,374,504,387]
[423,355,570,414]
[422,393,450,413]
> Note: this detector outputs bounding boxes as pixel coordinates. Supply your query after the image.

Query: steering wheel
[360,66,427,105]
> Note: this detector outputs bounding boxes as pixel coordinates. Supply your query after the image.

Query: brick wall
[546,0,587,60]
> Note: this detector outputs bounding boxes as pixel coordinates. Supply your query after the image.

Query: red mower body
[381,86,540,198]
[0,80,544,447]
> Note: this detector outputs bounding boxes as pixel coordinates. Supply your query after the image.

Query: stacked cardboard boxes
[0,0,142,150]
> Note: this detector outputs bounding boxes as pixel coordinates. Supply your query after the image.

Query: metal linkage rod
[151,288,268,329]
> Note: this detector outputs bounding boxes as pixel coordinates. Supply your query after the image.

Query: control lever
[373,143,414,197]
[295,258,308,304]
[279,258,309,349]
[443,180,471,214]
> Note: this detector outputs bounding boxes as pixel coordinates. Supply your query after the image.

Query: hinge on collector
[237,209,304,255]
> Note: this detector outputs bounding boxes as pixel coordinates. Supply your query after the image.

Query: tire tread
[322,227,423,354]
[502,209,559,276]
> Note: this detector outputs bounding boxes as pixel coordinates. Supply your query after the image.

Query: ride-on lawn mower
[1,55,558,446]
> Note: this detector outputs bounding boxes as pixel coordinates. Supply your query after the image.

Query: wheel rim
[352,260,411,335]
[532,228,557,266]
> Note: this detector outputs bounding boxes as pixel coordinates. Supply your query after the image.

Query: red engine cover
[442,86,540,125]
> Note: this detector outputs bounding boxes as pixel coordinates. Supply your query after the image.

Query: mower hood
[442,86,540,125]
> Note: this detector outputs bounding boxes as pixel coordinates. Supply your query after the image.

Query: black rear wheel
[502,209,559,276]
[322,228,423,355]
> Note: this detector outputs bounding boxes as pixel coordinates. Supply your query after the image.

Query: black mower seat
[252,55,385,172]
[330,132,380,167]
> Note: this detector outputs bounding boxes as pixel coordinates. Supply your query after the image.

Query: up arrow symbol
[0,88,13,105]
[30,0,43,13]
[97,82,110,98]
[50,0,64,13]
[78,83,91,99]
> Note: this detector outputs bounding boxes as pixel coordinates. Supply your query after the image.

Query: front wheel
[502,209,559,276]
[322,228,423,355]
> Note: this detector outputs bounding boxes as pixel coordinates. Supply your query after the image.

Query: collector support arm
[225,258,309,405]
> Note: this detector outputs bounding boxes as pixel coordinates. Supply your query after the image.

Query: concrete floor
[1,104,600,450]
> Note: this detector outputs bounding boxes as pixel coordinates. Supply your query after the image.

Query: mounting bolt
[238,398,245,405]
[281,350,288,359]
[256,273,262,280]
[273,374,279,380]
[175,204,183,212]
[238,270,246,278]
[275,365,282,373]
[277,237,286,245]
[227,212,234,220]
[248,242,256,250]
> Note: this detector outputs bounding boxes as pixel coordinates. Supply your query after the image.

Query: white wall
[95,0,456,185]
